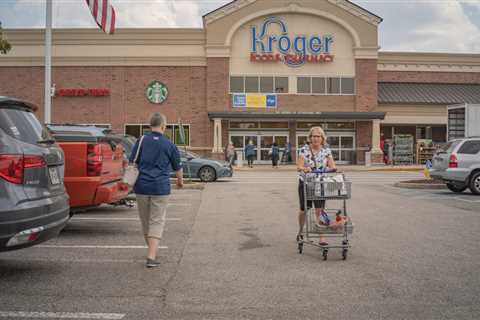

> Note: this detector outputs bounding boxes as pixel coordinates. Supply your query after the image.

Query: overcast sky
[0,0,479,53]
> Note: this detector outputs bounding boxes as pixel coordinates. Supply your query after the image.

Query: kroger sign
[250,17,334,67]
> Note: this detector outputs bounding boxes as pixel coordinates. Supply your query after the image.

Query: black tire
[446,183,468,193]
[298,243,303,254]
[322,250,328,261]
[469,172,480,195]
[198,166,216,182]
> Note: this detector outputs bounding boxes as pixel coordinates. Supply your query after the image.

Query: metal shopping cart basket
[297,171,353,260]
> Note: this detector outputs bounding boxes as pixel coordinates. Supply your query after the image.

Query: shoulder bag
[122,135,145,187]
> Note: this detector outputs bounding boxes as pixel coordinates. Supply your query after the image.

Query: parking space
[0,189,202,319]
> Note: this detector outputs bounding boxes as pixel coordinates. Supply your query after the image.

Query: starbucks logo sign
[146,80,168,104]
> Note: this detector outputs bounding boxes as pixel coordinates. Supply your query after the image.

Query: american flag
[85,0,116,34]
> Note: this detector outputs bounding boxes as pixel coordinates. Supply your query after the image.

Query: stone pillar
[370,119,385,165]
[212,118,223,153]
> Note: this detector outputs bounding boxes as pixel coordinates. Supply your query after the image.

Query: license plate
[49,167,60,185]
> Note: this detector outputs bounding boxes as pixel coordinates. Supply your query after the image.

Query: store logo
[250,16,334,67]
[146,81,168,104]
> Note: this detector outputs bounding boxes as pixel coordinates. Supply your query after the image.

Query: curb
[393,182,446,189]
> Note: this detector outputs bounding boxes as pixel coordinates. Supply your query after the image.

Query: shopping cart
[297,169,353,260]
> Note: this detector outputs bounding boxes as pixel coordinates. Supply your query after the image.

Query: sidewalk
[233,163,424,172]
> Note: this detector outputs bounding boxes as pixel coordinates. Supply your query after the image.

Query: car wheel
[469,172,480,195]
[446,183,468,193]
[198,166,216,182]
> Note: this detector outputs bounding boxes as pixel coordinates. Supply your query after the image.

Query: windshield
[0,106,53,145]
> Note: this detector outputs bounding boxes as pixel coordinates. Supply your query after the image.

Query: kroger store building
[1,0,480,164]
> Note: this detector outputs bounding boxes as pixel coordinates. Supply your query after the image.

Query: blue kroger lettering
[250,16,335,67]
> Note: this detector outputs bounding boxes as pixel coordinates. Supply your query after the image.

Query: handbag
[122,135,145,187]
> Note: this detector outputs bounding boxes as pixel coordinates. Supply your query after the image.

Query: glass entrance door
[230,133,288,164]
[296,132,355,164]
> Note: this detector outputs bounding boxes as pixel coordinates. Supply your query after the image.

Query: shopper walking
[244,140,256,168]
[129,113,183,268]
[283,142,292,164]
[296,126,336,246]
[270,142,280,168]
[226,142,236,166]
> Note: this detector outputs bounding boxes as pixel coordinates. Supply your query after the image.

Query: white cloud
[0,0,479,53]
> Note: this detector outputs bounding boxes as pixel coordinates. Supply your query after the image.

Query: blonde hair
[308,126,327,146]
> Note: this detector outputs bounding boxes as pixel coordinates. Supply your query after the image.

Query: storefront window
[174,125,190,146]
[327,122,355,130]
[297,77,311,94]
[341,78,355,94]
[327,136,339,148]
[327,77,340,94]
[341,136,354,149]
[229,122,259,129]
[231,136,244,148]
[245,76,259,93]
[275,77,288,93]
[297,122,324,129]
[312,77,326,94]
[124,124,189,146]
[230,76,244,93]
[260,77,274,93]
[259,122,289,129]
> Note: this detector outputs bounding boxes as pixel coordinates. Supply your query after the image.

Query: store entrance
[296,132,356,164]
[229,132,289,164]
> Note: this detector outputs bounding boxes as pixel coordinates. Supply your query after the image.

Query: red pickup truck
[47,125,129,211]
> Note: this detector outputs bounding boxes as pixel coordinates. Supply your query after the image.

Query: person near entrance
[296,126,336,246]
[226,142,236,166]
[282,142,292,164]
[270,142,280,168]
[130,112,183,268]
[245,140,256,168]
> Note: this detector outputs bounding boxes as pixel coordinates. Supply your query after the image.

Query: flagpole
[44,0,52,124]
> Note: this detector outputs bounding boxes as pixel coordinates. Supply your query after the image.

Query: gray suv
[430,137,480,194]
[0,97,70,251]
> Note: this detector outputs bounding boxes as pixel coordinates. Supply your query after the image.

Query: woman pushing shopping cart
[296,126,353,260]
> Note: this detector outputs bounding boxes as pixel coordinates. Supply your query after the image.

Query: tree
[0,21,12,55]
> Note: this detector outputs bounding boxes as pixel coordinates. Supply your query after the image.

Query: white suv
[430,138,480,194]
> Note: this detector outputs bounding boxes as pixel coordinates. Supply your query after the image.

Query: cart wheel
[322,249,328,261]
[298,243,303,254]
[342,249,348,260]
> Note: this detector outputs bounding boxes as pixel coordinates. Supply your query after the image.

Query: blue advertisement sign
[232,94,247,107]
[266,95,277,108]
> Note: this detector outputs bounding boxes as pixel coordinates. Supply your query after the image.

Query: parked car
[108,134,137,160]
[47,124,130,211]
[174,150,233,182]
[0,97,70,251]
[430,137,480,194]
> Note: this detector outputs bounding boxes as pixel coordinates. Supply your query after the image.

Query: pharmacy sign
[146,81,168,104]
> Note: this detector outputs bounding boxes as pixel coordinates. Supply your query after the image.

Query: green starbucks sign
[145,80,168,104]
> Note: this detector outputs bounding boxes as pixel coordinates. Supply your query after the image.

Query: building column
[370,119,384,165]
[212,118,223,153]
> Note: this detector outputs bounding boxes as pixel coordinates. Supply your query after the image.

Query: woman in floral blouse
[296,126,336,246]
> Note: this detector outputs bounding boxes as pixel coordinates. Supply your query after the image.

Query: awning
[378,82,480,105]
[208,111,386,120]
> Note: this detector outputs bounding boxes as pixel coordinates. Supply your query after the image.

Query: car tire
[446,183,468,193]
[469,172,480,195]
[198,166,216,182]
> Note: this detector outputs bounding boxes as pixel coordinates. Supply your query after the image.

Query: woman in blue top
[296,126,336,246]
[244,140,256,168]
[129,113,183,268]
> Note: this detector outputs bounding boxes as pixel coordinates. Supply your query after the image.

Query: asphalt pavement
[1,170,479,319]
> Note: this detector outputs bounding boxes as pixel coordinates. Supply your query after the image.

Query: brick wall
[0,66,209,148]
[355,59,378,112]
[378,71,480,84]
[206,57,230,112]
[356,121,372,164]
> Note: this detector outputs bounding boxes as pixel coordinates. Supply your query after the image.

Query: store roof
[378,83,480,105]
[208,112,386,120]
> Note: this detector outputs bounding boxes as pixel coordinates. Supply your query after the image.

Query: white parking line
[71,217,181,222]
[36,245,168,249]
[0,311,125,319]
[454,196,480,203]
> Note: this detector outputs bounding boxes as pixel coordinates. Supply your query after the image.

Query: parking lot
[1,170,479,319]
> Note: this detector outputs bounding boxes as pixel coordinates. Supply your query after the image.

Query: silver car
[0,97,70,251]
[174,150,233,182]
[430,137,480,194]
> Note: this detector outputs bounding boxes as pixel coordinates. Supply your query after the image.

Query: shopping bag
[122,136,144,187]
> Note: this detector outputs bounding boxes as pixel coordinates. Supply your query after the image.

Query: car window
[457,140,480,155]
[0,106,52,145]
[440,140,461,153]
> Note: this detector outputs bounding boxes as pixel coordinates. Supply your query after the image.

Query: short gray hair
[150,112,167,128]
